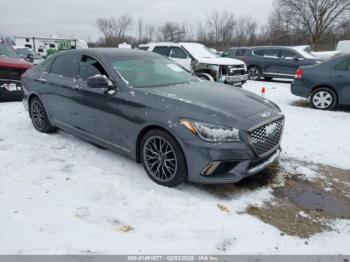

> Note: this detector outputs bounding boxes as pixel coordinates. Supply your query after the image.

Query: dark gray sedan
[291,54,350,110]
[22,48,284,187]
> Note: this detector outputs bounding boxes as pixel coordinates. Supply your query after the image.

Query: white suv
[139,42,248,86]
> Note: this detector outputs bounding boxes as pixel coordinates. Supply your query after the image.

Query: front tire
[141,129,187,187]
[248,66,262,80]
[29,97,57,133]
[310,87,337,110]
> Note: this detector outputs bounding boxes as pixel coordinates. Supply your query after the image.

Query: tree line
[94,0,350,51]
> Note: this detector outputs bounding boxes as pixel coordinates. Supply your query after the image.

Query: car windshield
[181,43,218,59]
[0,45,21,59]
[111,56,199,88]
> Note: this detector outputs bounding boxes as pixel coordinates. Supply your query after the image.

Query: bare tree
[235,16,257,46]
[146,25,155,42]
[96,15,133,45]
[206,11,236,48]
[138,17,143,42]
[277,0,350,46]
[157,22,187,42]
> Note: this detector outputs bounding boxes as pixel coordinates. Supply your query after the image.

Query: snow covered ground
[0,80,349,255]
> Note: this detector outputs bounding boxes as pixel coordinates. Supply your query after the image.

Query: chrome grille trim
[249,117,284,157]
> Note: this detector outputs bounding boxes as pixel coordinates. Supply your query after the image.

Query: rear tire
[141,129,187,187]
[310,87,337,110]
[248,66,262,81]
[29,97,57,133]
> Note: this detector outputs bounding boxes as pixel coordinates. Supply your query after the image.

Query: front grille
[221,65,246,76]
[249,118,284,156]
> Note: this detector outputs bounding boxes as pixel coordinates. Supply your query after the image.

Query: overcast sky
[0,0,274,41]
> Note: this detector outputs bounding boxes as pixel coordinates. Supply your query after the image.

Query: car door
[73,54,124,148]
[280,49,303,76]
[43,53,81,127]
[169,46,192,70]
[332,58,350,104]
[256,48,281,75]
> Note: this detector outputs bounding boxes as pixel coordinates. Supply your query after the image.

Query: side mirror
[87,75,114,89]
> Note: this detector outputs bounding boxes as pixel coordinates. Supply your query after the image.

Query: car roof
[139,42,183,48]
[60,48,157,59]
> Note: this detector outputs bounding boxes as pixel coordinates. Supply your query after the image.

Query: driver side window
[78,55,109,81]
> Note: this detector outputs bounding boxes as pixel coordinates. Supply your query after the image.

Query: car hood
[142,81,281,127]
[0,57,33,69]
[197,57,245,66]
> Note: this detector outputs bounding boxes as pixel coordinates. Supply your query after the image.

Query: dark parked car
[0,44,33,101]
[222,46,320,81]
[22,49,284,187]
[291,53,350,110]
[14,46,44,65]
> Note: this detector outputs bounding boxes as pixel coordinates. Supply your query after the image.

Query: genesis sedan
[22,49,284,187]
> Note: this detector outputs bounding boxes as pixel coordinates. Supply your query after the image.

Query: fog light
[201,161,222,176]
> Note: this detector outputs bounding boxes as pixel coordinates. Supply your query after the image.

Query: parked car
[0,44,33,101]
[291,53,350,110]
[337,40,350,53]
[22,48,284,187]
[13,46,44,65]
[139,42,248,86]
[293,45,340,61]
[222,46,321,81]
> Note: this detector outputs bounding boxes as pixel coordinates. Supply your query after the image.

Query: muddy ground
[199,158,350,238]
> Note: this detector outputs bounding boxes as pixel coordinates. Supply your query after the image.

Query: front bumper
[223,74,248,85]
[0,80,23,101]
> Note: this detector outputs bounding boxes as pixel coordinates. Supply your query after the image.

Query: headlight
[180,119,241,142]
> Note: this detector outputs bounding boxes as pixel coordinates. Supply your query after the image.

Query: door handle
[38,78,47,83]
[336,74,345,78]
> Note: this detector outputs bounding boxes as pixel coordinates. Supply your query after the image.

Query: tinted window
[51,53,80,78]
[222,49,234,57]
[263,49,280,58]
[169,47,188,59]
[281,50,300,59]
[78,55,109,81]
[253,49,265,56]
[153,46,170,56]
[235,48,248,56]
[335,59,349,71]
[41,56,54,73]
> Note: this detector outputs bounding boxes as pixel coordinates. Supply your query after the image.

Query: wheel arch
[311,85,339,100]
[135,124,187,168]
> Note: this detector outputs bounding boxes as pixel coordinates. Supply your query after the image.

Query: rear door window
[263,49,280,59]
[50,53,80,78]
[152,46,170,57]
[235,48,248,56]
[281,50,300,59]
